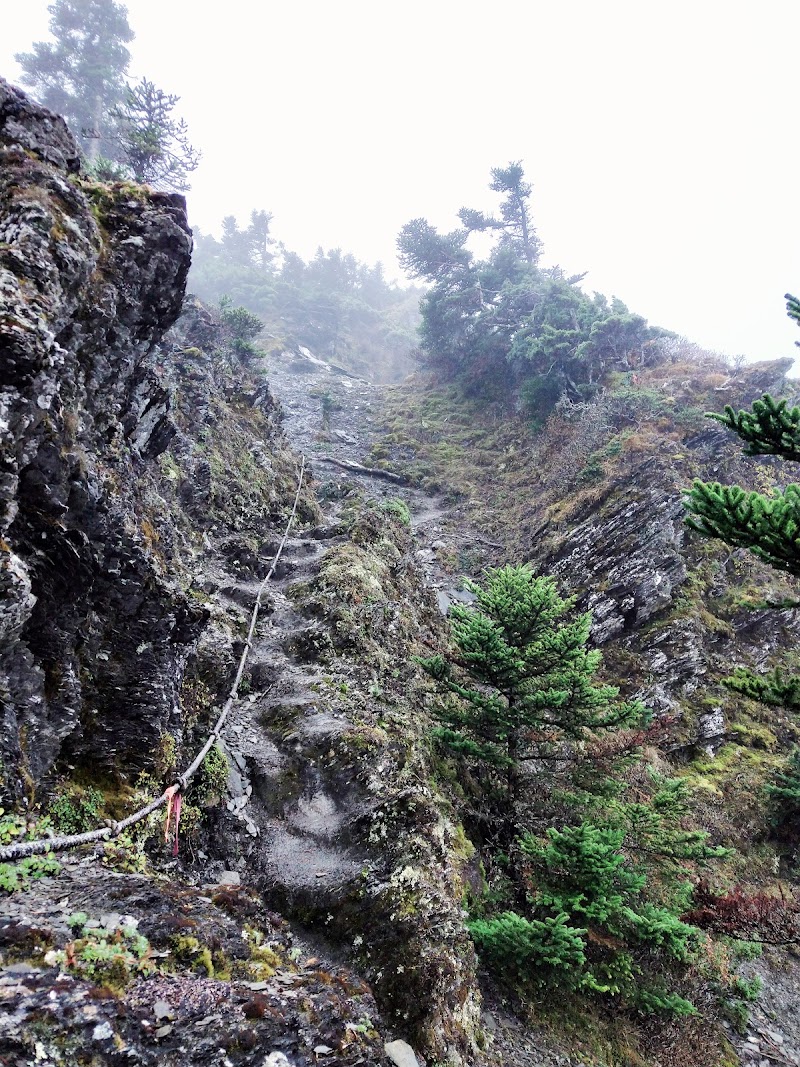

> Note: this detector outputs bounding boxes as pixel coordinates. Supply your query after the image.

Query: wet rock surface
[0,858,387,1066]
[1,76,195,795]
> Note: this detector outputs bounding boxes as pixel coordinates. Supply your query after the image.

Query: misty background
[2,0,798,363]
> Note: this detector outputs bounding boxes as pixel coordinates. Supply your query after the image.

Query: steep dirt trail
[207,350,800,1067]
[210,348,490,896]
[261,346,492,600]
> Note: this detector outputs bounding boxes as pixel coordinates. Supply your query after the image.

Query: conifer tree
[458,161,541,265]
[423,566,716,1013]
[419,565,642,815]
[111,78,200,190]
[15,0,134,162]
[468,821,701,1011]
[397,163,660,411]
[722,665,800,710]
[684,293,800,857]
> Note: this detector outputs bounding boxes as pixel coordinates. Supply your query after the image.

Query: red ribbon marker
[164,785,183,856]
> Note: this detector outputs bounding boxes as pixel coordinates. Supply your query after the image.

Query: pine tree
[468,822,700,1010]
[723,665,800,710]
[423,567,717,1012]
[111,78,200,190]
[705,391,800,460]
[15,0,134,162]
[684,480,800,577]
[397,164,660,412]
[458,161,542,266]
[419,565,642,816]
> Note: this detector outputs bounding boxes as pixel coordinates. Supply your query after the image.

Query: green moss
[170,934,215,976]
[684,744,754,795]
[153,732,178,779]
[158,450,181,481]
[450,823,476,863]
[378,498,411,526]
[192,743,229,807]
[729,720,777,750]
[243,924,283,978]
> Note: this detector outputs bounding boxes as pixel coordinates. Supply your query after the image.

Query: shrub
[685,880,800,944]
[465,819,701,1012]
[219,298,264,363]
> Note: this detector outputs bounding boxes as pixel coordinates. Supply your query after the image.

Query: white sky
[3,0,799,362]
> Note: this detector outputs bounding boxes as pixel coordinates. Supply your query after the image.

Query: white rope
[0,456,306,863]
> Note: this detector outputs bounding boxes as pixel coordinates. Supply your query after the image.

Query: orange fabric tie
[164,785,183,856]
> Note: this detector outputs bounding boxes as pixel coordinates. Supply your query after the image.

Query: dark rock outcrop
[0,77,196,798]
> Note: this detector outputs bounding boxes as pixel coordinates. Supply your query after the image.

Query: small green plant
[219,297,264,363]
[730,940,763,962]
[0,809,26,846]
[721,974,763,1034]
[50,916,154,990]
[48,786,104,834]
[316,390,344,431]
[0,809,61,893]
[102,832,148,873]
[730,974,763,1001]
[346,1015,377,1037]
[577,434,625,485]
[0,855,61,893]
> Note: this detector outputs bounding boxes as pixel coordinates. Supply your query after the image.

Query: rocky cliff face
[531,366,800,749]
[1,77,196,797]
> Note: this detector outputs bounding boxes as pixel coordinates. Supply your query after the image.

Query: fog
[3,0,799,362]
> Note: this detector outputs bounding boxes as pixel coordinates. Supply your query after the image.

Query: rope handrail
[0,456,306,863]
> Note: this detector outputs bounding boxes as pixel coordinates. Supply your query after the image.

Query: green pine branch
[684,480,800,577]
[723,665,800,709]
[705,393,800,461]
